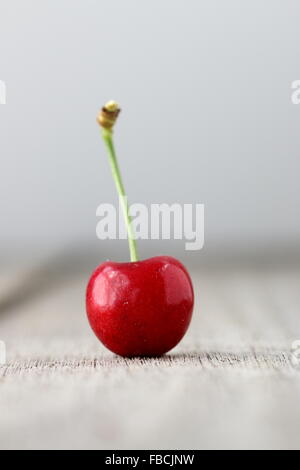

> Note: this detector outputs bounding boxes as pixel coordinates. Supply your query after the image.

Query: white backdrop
[1,0,299,263]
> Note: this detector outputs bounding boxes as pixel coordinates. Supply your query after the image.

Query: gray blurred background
[0,0,299,267]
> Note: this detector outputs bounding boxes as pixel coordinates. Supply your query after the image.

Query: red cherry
[86,256,194,357]
[88,103,196,356]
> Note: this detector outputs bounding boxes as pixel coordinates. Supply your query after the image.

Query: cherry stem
[101,128,139,262]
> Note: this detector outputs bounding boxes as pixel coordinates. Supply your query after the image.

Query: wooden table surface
[0,262,300,450]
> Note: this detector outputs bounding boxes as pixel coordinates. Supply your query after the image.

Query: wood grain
[0,264,299,449]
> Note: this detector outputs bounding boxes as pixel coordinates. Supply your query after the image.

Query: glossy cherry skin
[86,256,194,357]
